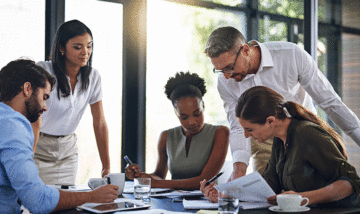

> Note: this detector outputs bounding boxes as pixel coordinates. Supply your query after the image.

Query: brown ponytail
[283,101,347,159]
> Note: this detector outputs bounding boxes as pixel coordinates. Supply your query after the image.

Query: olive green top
[263,119,360,207]
[166,123,219,180]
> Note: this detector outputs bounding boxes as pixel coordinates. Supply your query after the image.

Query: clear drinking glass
[218,190,239,214]
[134,178,151,203]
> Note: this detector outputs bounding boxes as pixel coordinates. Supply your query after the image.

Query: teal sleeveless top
[166,123,219,179]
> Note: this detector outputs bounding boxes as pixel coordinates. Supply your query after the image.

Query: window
[342,32,360,171]
[203,0,245,7]
[65,0,123,184]
[0,0,44,68]
[259,0,304,19]
[146,0,246,176]
[259,17,288,42]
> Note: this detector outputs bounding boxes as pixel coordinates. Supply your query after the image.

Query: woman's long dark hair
[235,86,347,159]
[50,19,93,99]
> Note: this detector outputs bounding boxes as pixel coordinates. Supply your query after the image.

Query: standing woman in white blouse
[32,20,110,185]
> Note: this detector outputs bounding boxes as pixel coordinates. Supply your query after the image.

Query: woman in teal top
[125,72,229,190]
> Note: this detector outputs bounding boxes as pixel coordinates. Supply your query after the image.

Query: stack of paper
[183,199,218,209]
[123,182,172,195]
[151,190,203,197]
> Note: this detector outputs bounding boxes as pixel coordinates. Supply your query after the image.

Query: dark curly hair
[164,72,206,106]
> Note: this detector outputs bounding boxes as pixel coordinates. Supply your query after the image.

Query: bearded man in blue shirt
[0,59,119,214]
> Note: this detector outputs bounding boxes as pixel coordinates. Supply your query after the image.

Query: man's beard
[25,93,42,123]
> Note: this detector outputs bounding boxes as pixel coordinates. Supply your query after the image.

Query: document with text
[215,171,275,209]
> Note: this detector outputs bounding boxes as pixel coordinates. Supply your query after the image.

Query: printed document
[215,171,275,209]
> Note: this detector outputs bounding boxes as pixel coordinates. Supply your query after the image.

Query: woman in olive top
[201,86,360,207]
[125,72,229,190]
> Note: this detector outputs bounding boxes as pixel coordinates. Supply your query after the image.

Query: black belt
[40,132,67,138]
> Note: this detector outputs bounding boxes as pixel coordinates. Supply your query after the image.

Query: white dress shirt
[217,41,360,165]
[37,61,102,135]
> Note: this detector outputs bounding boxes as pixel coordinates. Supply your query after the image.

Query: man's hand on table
[90,184,119,203]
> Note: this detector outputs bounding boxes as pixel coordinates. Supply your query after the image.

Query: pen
[205,171,224,186]
[124,155,138,172]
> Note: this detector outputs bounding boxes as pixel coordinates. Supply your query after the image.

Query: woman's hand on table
[125,164,142,180]
[200,179,219,203]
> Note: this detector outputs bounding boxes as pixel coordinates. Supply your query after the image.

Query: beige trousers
[250,137,273,175]
[34,133,78,185]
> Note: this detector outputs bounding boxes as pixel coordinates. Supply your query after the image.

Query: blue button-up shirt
[0,102,59,214]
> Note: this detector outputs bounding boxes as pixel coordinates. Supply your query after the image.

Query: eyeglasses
[213,46,243,74]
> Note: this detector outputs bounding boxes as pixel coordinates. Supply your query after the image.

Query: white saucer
[269,206,310,213]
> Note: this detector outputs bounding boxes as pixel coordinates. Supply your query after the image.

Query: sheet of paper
[118,209,193,214]
[47,184,91,192]
[183,199,272,210]
[151,190,203,197]
[183,199,218,210]
[215,171,275,203]
[239,202,272,210]
[123,182,172,195]
[196,210,219,214]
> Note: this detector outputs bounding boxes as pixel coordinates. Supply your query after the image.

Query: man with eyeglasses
[205,26,360,181]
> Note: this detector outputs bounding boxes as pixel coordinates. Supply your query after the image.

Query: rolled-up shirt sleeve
[217,76,251,165]
[296,45,360,146]
[1,118,59,214]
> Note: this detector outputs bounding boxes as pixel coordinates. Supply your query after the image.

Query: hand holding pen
[200,172,224,203]
[205,171,224,186]
[124,155,141,179]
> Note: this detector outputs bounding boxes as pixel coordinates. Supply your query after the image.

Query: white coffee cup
[106,173,125,195]
[276,194,309,211]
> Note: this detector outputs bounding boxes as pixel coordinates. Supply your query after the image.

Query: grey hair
[205,26,247,58]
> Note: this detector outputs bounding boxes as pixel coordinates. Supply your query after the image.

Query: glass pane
[65,0,123,184]
[342,0,360,29]
[147,0,246,176]
[202,0,245,7]
[259,0,304,19]
[342,33,360,173]
[0,0,45,68]
[258,16,288,42]
[318,0,332,23]
[316,37,328,121]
